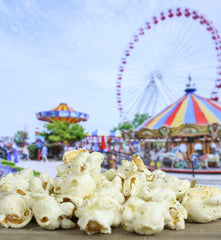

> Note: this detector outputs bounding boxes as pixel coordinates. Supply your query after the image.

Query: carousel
[36,103,89,123]
[135,77,221,172]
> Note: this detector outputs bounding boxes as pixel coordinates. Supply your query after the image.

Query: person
[22,145,29,160]
[41,143,48,162]
[13,144,19,163]
[22,145,29,161]
[108,154,117,169]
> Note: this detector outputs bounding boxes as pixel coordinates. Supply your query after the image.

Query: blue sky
[0,0,221,140]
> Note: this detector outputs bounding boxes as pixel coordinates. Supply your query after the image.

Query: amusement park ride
[36,103,89,124]
[116,7,221,173]
[116,7,221,121]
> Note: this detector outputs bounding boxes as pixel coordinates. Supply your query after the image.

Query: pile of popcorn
[0,149,221,235]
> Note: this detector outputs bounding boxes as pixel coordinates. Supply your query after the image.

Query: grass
[0,159,40,177]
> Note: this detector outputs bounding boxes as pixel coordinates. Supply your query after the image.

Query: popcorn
[62,149,88,164]
[166,198,187,230]
[70,152,90,174]
[122,173,152,201]
[115,160,139,180]
[0,194,33,228]
[75,196,122,234]
[104,168,116,181]
[182,185,221,223]
[85,152,103,179]
[88,174,125,205]
[29,173,54,196]
[146,170,190,201]
[60,172,96,198]
[0,168,34,196]
[32,195,75,229]
[132,154,151,174]
[56,164,71,177]
[121,196,168,235]
[38,173,54,192]
[0,148,221,236]
[53,176,64,194]
[151,188,187,230]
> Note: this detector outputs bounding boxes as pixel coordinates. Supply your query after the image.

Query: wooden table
[0,220,221,240]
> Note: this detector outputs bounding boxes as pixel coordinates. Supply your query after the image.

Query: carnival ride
[36,103,89,124]
[116,7,221,121]
[135,77,221,173]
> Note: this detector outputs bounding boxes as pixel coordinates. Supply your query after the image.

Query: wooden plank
[0,220,220,240]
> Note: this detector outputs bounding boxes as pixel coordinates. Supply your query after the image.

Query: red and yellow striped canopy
[137,91,221,130]
[36,103,89,124]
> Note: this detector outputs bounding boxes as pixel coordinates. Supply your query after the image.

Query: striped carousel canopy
[137,86,221,131]
[36,103,89,124]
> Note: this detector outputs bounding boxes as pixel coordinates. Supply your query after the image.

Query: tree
[40,120,87,144]
[111,121,133,132]
[132,113,151,128]
[14,130,29,146]
[111,113,151,132]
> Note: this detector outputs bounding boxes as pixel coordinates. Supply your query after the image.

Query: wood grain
[0,220,220,240]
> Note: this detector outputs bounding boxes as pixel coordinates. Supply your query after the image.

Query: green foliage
[40,120,87,144]
[132,113,151,128]
[14,130,29,146]
[0,159,15,167]
[28,144,38,160]
[111,113,151,132]
[115,121,133,131]
[0,159,40,177]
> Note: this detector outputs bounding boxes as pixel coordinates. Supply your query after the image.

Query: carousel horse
[158,147,186,168]
[200,153,219,168]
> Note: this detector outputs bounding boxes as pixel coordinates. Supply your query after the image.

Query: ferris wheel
[116,7,221,121]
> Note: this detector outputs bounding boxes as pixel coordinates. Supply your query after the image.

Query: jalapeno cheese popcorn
[29,172,54,196]
[0,149,221,236]
[182,185,221,223]
[0,168,34,196]
[0,194,33,228]
[32,194,75,229]
[122,173,152,201]
[146,169,191,201]
[62,149,88,164]
[121,196,169,235]
[75,196,122,235]
[151,188,187,230]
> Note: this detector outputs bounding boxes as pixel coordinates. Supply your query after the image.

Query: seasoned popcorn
[0,149,220,236]
[151,188,187,230]
[115,160,138,180]
[0,194,33,228]
[75,196,122,235]
[122,173,152,201]
[62,149,88,164]
[182,185,221,223]
[121,196,168,235]
[60,172,96,198]
[29,173,54,196]
[32,195,75,229]
[146,169,190,201]
[0,168,34,196]
[88,174,125,205]
[132,154,151,174]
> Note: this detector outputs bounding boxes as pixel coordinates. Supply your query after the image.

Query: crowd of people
[0,140,48,163]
